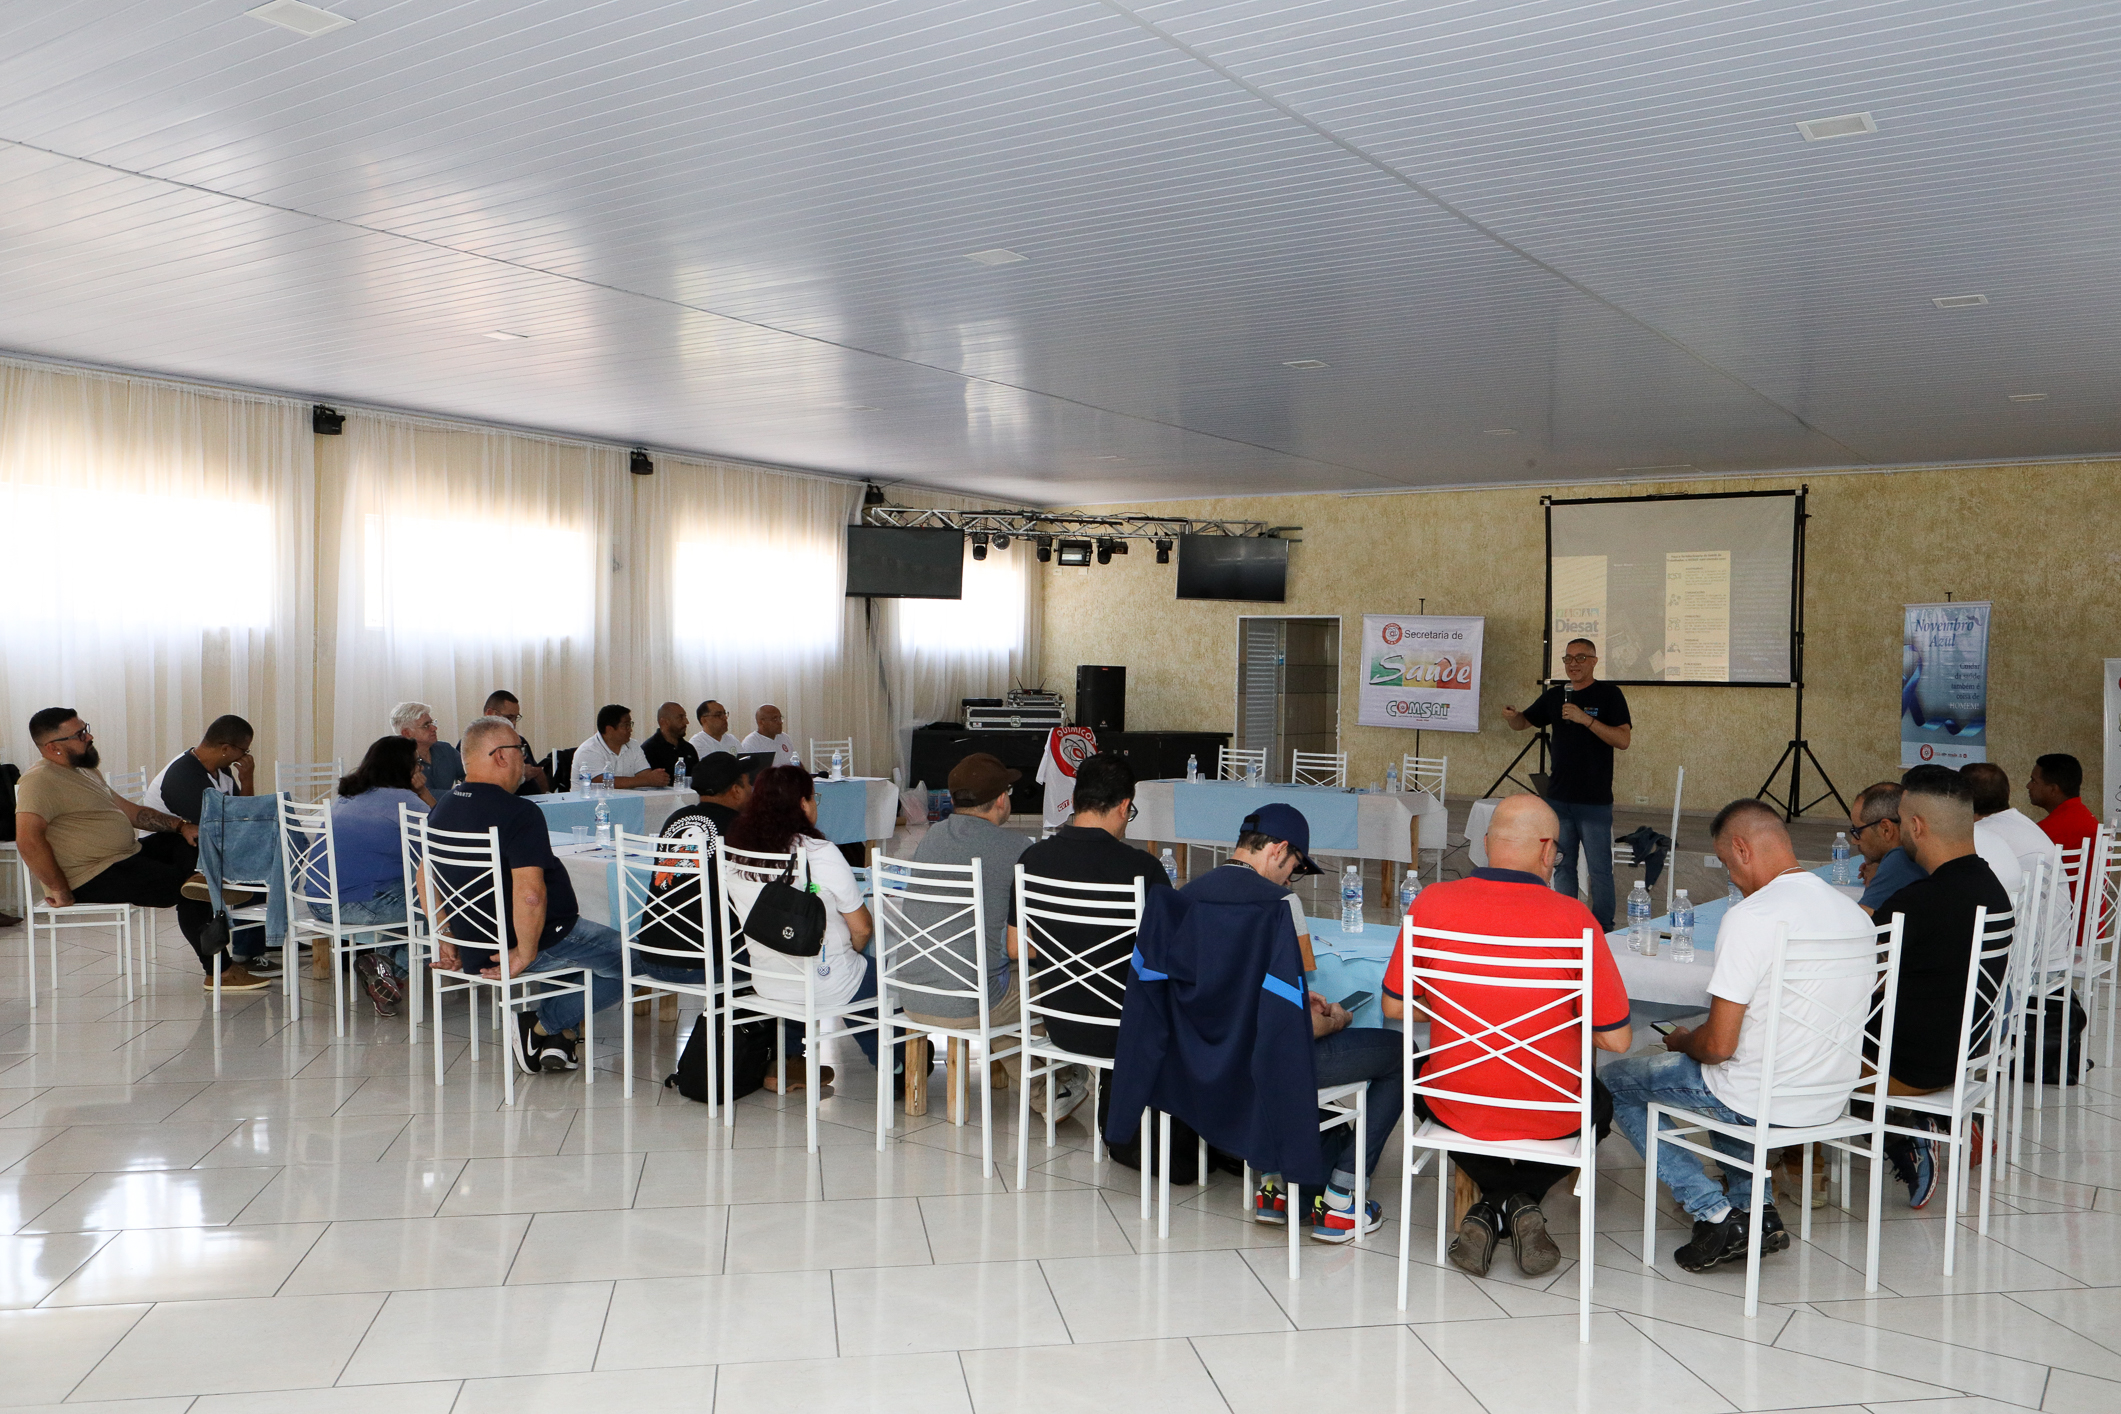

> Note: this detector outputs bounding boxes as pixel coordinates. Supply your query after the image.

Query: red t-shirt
[1384,869,1632,1141]
[2041,796,2103,943]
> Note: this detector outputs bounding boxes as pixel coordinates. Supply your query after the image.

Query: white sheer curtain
[0,357,314,778]
[322,412,625,772]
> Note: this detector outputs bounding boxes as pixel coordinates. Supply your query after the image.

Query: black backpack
[667,1013,771,1105]
[2028,993,2092,1086]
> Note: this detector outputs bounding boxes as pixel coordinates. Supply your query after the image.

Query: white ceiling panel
[0,1,2113,500]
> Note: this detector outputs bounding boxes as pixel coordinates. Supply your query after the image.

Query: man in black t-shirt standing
[1503,637,1633,929]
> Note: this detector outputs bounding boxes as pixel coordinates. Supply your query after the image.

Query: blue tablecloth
[1172,781,1363,852]
[814,778,871,845]
[1303,915,1396,1030]
[534,792,648,836]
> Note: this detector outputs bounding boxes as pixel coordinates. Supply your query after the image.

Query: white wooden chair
[14,855,143,1007]
[1014,867,1144,1187]
[1229,1083,1369,1279]
[106,768,147,805]
[1884,904,2017,1274]
[615,828,723,1101]
[1218,746,1267,782]
[411,814,594,1107]
[2075,826,2118,1077]
[281,795,413,1035]
[716,841,890,1151]
[274,759,342,804]
[2026,839,2091,1117]
[873,853,1018,1173]
[1290,751,1347,788]
[1645,916,1907,1318]
[1396,920,1604,1340]
[808,739,855,777]
[197,794,281,1016]
[1399,755,1447,801]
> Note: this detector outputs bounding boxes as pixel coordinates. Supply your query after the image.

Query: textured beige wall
[1040,461,2121,818]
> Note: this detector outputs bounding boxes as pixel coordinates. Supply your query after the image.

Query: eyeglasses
[1561,654,1595,665]
[486,743,531,760]
[1127,802,1139,824]
[48,723,92,744]
[1849,816,1898,839]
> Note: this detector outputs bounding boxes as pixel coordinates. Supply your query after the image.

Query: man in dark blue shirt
[430,716,701,1074]
[1503,637,1632,929]
[1849,781,1925,913]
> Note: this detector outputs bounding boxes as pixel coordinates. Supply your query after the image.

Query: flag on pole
[1036,726,1099,829]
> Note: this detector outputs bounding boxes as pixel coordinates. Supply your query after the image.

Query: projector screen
[1546,491,1798,685]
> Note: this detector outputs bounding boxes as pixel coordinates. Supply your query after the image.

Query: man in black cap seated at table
[643,752,761,971]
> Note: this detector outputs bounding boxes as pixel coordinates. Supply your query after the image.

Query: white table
[1608,869,1866,1009]
[556,843,617,928]
[533,787,696,839]
[1130,779,1446,861]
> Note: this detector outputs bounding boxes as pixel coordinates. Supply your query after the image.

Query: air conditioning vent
[1796,112,1877,142]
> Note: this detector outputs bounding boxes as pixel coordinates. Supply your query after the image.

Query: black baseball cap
[1240,802,1324,876]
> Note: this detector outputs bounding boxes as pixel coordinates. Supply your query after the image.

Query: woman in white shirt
[725,765,879,1091]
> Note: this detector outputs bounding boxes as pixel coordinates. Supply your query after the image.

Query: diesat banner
[1359,615,1485,733]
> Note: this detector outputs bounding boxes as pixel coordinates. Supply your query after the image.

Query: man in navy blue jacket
[1108,803,1401,1242]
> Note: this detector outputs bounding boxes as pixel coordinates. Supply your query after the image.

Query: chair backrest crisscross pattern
[1218,746,1267,782]
[616,828,714,965]
[1750,917,1904,1126]
[274,759,342,804]
[410,814,512,975]
[2040,840,2089,974]
[1290,751,1347,788]
[1944,906,2019,1103]
[1016,866,1145,1035]
[809,739,855,775]
[1400,923,1595,1120]
[1400,754,1447,800]
[873,853,988,1006]
[278,795,338,918]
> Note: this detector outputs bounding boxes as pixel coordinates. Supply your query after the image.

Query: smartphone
[1651,1020,1681,1036]
[1337,989,1375,1013]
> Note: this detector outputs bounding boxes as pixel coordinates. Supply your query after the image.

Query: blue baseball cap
[1238,802,1324,876]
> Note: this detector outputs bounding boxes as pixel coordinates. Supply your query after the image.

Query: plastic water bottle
[1626,879,1653,956]
[830,748,844,780]
[1397,871,1421,914]
[1670,890,1695,964]
[1248,759,1262,788]
[1159,848,1178,884]
[1385,763,1399,794]
[593,794,611,848]
[1727,876,1742,905]
[1185,754,1198,782]
[1341,864,1364,933]
[1831,832,1851,885]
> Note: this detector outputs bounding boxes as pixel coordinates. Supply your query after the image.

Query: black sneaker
[237,951,283,977]
[1674,1212,1750,1272]
[1758,1201,1791,1254]
[1448,1201,1501,1277]
[536,1029,581,1072]
[510,1010,543,1075]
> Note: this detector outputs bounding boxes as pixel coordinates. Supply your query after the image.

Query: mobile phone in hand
[1651,1020,1681,1036]
[1337,990,1374,1013]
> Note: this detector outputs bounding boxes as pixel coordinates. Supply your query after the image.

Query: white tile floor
[3,912,2119,1414]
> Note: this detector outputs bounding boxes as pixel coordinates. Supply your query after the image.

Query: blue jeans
[1604,1049,1762,1221]
[1314,1026,1405,1186]
[777,950,883,1069]
[313,885,409,974]
[1550,799,1616,930]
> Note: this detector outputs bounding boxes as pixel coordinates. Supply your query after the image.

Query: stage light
[630,448,654,477]
[1036,535,1053,563]
[1153,538,1172,564]
[1056,538,1093,567]
[991,533,1010,551]
[863,482,888,508]
[970,532,988,561]
[311,405,344,435]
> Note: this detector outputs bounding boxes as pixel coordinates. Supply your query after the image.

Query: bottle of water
[1626,879,1653,956]
[1248,759,1263,788]
[1340,864,1364,933]
[830,748,844,780]
[1185,754,1198,782]
[593,793,612,848]
[1831,832,1850,885]
[1159,848,1178,884]
[1670,890,1695,964]
[1727,875,1742,905]
[1385,763,1399,794]
[1397,871,1421,914]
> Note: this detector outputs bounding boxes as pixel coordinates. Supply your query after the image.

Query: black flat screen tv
[1176,535,1288,602]
[844,526,964,598]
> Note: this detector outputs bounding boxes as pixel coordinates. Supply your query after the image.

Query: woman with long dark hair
[726,765,879,1091]
[316,735,429,1016]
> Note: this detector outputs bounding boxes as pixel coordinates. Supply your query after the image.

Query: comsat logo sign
[1384,700,1453,720]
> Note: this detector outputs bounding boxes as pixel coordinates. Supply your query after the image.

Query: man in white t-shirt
[688,699,744,759]
[571,704,667,790]
[1964,762,2053,893]
[1605,799,1875,1275]
[739,704,797,767]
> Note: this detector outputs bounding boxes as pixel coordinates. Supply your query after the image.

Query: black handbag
[742,851,827,957]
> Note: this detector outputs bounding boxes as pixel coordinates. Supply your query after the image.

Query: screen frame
[843,525,966,599]
[1542,488,1801,688]
[1175,534,1290,603]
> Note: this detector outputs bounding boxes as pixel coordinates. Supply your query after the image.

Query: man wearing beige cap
[891,752,1085,1120]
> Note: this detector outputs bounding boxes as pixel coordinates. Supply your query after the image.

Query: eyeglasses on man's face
[485,742,531,760]
[1561,654,1596,665]
[49,723,93,745]
[1849,816,1898,839]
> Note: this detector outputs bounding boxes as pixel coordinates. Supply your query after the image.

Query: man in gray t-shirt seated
[889,752,1082,1120]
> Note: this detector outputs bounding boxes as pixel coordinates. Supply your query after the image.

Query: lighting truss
[861,506,1296,541]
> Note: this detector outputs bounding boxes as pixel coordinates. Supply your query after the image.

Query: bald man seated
[1605,800,1876,1274]
[739,704,796,768]
[1383,794,1633,1279]
[640,701,701,788]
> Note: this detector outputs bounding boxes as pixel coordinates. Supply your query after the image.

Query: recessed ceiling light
[2008,392,2048,402]
[1933,294,1989,309]
[1483,428,1518,437]
[964,248,1025,266]
[1283,359,1329,370]
[483,330,530,341]
[246,0,353,37]
[1795,111,1877,142]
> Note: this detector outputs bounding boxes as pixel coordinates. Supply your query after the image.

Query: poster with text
[1663,550,1731,681]
[2104,660,2121,824]
[1902,601,1991,767]
[1360,614,1485,732]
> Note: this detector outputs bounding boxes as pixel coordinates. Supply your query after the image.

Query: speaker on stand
[1075,665,1127,734]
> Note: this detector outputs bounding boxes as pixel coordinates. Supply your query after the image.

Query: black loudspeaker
[1076,665,1126,733]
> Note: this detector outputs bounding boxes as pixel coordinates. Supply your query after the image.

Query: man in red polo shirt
[1383,793,1632,1279]
[2032,754,2099,853]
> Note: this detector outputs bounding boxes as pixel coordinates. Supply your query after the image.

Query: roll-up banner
[1359,614,1485,732]
[2103,660,2121,823]
[1901,601,1991,767]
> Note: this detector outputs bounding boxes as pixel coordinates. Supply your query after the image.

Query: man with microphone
[1502,637,1633,929]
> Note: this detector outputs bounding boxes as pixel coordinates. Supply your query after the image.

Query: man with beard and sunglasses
[13,707,270,990]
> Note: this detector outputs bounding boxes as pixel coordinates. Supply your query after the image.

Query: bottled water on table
[1185,754,1199,782]
[1247,759,1262,787]
[1385,763,1399,794]
[1830,832,1850,884]
[1670,889,1695,964]
[1727,876,1742,904]
[829,748,844,780]
[1626,879,1654,956]
[1159,848,1178,884]
[593,794,612,848]
[1397,871,1421,914]
[1340,864,1364,933]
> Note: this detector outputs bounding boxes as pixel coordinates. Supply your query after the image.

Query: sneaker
[1253,1175,1288,1226]
[1906,1134,1938,1208]
[1758,1201,1792,1254]
[355,953,401,1017]
[535,1029,581,1072]
[204,965,272,992]
[1043,1076,1089,1125]
[1310,1187,1384,1243]
[1503,1193,1562,1275]
[236,951,282,977]
[510,1011,543,1075]
[1448,1201,1501,1276]
[1673,1212,1750,1272]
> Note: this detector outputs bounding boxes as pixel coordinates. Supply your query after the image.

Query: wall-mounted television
[845,526,964,598]
[1176,535,1288,602]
